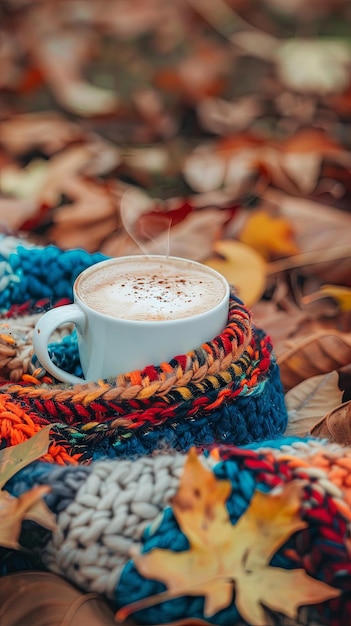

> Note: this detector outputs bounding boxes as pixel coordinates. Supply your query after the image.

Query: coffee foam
[78,258,226,321]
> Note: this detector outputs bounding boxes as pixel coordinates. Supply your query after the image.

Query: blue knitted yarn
[6,461,92,513]
[0,236,106,310]
[48,333,83,378]
[243,436,314,450]
[83,360,287,461]
[43,332,83,378]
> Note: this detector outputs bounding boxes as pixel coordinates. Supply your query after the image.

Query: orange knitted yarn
[0,394,80,465]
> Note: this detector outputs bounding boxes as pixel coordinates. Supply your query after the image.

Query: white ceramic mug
[33,255,230,384]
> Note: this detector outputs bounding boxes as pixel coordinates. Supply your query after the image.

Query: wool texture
[4,438,351,626]
[0,234,287,461]
[0,234,303,625]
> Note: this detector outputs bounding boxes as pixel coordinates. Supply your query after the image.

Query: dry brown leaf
[0,160,48,200]
[261,128,351,195]
[121,146,171,174]
[39,143,119,207]
[0,30,23,90]
[281,128,348,158]
[278,128,351,194]
[277,329,351,390]
[0,198,37,231]
[326,84,351,117]
[183,128,351,196]
[284,371,344,437]
[266,190,351,250]
[48,178,118,251]
[154,40,231,104]
[106,186,231,259]
[265,190,351,285]
[131,87,179,140]
[0,571,117,626]
[50,214,118,253]
[232,31,351,94]
[267,245,351,285]
[0,112,82,155]
[196,95,262,136]
[251,299,308,352]
[204,239,266,306]
[182,133,263,194]
[262,0,347,20]
[72,0,165,38]
[29,0,165,38]
[25,26,119,117]
[311,400,351,444]
[183,146,227,193]
[52,179,116,228]
[274,91,317,126]
[104,207,230,260]
[302,284,351,313]
[0,141,120,211]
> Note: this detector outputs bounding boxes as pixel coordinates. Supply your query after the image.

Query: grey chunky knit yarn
[43,453,192,596]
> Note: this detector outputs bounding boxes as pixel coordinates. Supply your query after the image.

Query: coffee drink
[77,256,227,322]
[34,254,230,383]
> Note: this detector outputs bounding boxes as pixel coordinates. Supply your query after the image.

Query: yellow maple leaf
[116,448,340,626]
[239,209,299,260]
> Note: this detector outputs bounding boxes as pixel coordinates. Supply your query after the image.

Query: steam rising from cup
[120,188,172,257]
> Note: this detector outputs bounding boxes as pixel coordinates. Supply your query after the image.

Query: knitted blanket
[4,437,351,626]
[0,233,287,463]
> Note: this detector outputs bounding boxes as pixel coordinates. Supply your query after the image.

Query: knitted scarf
[4,437,351,626]
[0,234,287,462]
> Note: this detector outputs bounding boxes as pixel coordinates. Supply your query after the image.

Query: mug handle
[33,304,86,385]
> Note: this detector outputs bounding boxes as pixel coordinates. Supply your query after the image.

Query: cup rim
[74,254,230,325]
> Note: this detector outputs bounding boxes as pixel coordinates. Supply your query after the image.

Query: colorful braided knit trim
[0,324,287,461]
[0,235,287,460]
[5,438,351,626]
